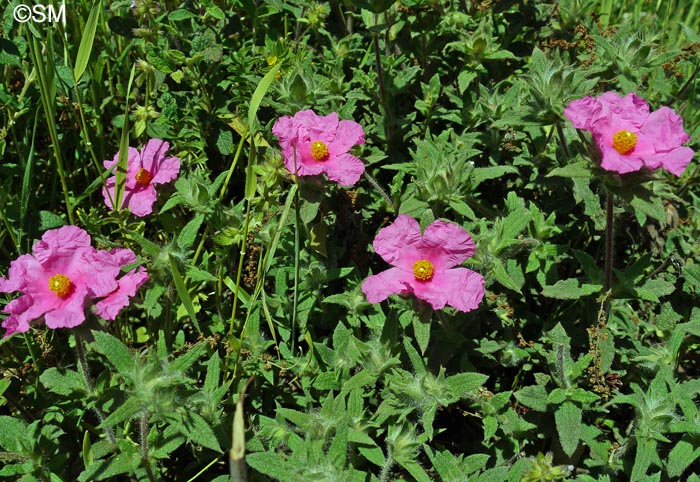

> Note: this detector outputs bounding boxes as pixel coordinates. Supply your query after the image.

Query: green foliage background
[1,0,700,480]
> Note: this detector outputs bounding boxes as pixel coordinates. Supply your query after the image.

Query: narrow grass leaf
[114,65,136,212]
[169,254,202,334]
[74,1,101,83]
[247,63,283,132]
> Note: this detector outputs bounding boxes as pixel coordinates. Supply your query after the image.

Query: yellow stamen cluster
[612,130,638,155]
[412,260,434,281]
[135,168,152,185]
[48,274,72,298]
[311,141,329,161]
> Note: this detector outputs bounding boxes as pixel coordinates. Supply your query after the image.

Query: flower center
[135,168,152,185]
[412,260,434,281]
[48,274,73,298]
[612,130,638,155]
[311,141,329,161]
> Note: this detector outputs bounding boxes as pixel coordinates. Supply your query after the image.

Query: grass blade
[74,1,101,83]
[113,64,136,212]
[169,254,202,335]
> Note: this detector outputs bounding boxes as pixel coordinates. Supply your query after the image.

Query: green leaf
[555,401,581,457]
[172,411,222,452]
[78,443,141,481]
[547,160,593,178]
[248,63,283,132]
[169,340,206,373]
[682,264,700,294]
[476,466,509,482]
[492,258,522,293]
[40,367,86,396]
[341,369,378,393]
[472,166,519,188]
[299,201,319,225]
[99,397,142,429]
[177,213,204,250]
[667,439,700,478]
[500,208,531,240]
[0,38,21,67]
[169,9,197,21]
[541,278,602,299]
[631,438,658,481]
[0,416,29,453]
[246,452,293,480]
[39,210,66,230]
[444,372,489,396]
[328,415,349,468]
[413,316,431,355]
[514,385,549,412]
[169,254,202,334]
[400,460,431,482]
[113,65,136,212]
[92,331,136,374]
[74,1,101,83]
[635,278,675,302]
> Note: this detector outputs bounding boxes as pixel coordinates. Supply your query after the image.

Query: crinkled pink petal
[33,226,92,264]
[44,286,89,329]
[272,116,300,149]
[295,110,338,142]
[564,96,600,130]
[417,220,476,270]
[361,267,411,303]
[94,268,149,320]
[79,250,122,298]
[141,139,180,185]
[109,248,138,266]
[103,147,139,170]
[642,107,691,151]
[151,156,180,185]
[0,254,41,293]
[597,92,649,127]
[645,147,695,176]
[2,296,34,336]
[7,290,63,335]
[282,146,326,177]
[405,276,448,310]
[328,119,365,156]
[124,185,158,217]
[444,268,485,312]
[405,267,483,312]
[598,143,645,174]
[322,153,365,186]
[372,215,423,267]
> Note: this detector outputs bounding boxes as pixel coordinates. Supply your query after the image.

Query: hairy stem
[75,333,116,445]
[604,192,614,297]
[379,451,394,482]
[140,414,157,482]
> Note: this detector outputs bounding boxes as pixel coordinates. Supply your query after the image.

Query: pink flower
[361,215,485,312]
[103,139,180,216]
[272,110,365,186]
[0,226,149,337]
[564,92,695,176]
